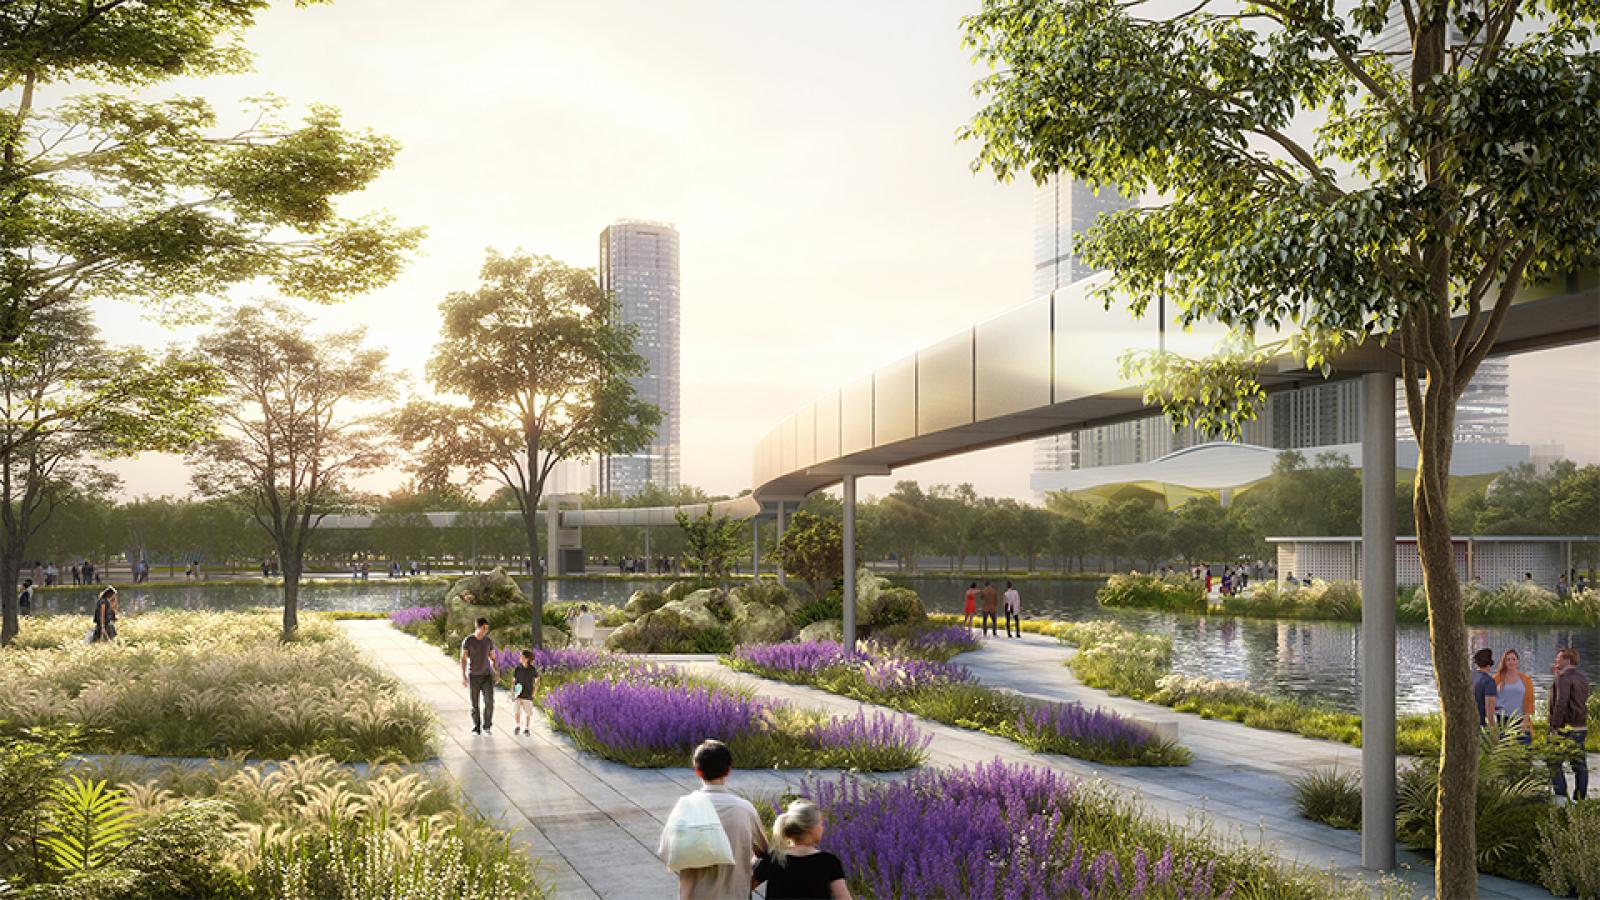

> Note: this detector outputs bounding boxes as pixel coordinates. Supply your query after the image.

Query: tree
[878,481,936,572]
[964,2,1600,890]
[927,483,980,570]
[1550,465,1600,537]
[1015,505,1054,572]
[0,305,213,643]
[0,1,419,345]
[777,510,853,600]
[674,508,747,586]
[396,252,660,647]
[191,303,392,638]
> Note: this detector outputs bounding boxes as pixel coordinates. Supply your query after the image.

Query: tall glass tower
[598,220,680,498]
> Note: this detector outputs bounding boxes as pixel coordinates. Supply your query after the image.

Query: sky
[92,0,1598,503]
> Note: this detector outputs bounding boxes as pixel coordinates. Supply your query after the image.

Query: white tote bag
[661,792,735,872]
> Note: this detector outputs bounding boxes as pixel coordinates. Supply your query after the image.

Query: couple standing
[1472,645,1589,801]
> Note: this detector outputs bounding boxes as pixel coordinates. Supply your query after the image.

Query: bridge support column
[775,502,787,585]
[1361,371,1397,871]
[842,476,857,651]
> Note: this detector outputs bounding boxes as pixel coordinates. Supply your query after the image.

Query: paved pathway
[344,621,1550,899]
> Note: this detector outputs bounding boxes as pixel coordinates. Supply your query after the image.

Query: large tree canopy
[0,0,419,341]
[397,251,661,646]
[963,1,1599,893]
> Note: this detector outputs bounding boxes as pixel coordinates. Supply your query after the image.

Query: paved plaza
[341,621,1558,899]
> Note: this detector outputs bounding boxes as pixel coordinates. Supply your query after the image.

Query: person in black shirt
[459,617,499,734]
[91,587,118,642]
[17,579,32,617]
[512,649,540,736]
[754,799,851,900]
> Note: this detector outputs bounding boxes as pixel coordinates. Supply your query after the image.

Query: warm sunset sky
[92,0,1598,502]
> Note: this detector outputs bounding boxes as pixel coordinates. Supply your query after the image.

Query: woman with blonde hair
[752,799,851,899]
[1494,648,1535,744]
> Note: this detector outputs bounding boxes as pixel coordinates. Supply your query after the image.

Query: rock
[623,589,666,621]
[731,600,793,645]
[446,598,530,632]
[662,580,704,604]
[798,619,843,643]
[444,567,525,607]
[854,569,925,628]
[732,579,800,616]
[604,594,722,653]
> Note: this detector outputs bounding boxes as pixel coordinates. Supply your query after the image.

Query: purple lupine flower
[732,640,863,674]
[793,760,1237,899]
[543,678,770,752]
[1015,700,1158,759]
[388,605,443,629]
[808,710,931,757]
[859,655,975,694]
[531,646,609,671]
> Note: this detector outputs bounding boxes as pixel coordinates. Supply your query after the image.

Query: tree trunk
[525,522,545,648]
[0,553,19,645]
[1416,409,1478,897]
[281,555,301,639]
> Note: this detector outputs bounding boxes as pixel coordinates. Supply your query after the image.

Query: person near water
[1492,648,1534,744]
[979,581,999,636]
[658,739,766,899]
[1472,647,1498,728]
[1002,581,1021,638]
[754,799,852,900]
[962,582,977,630]
[460,617,499,734]
[573,604,596,647]
[91,587,119,642]
[17,578,33,617]
[1550,647,1590,802]
[512,649,540,736]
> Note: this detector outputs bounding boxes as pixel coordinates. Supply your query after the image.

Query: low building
[1267,535,1598,589]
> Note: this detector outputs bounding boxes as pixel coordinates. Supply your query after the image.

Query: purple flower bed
[797,760,1233,899]
[1016,701,1151,752]
[731,640,863,674]
[389,606,443,629]
[809,710,930,756]
[859,655,975,694]
[871,624,983,661]
[543,678,770,752]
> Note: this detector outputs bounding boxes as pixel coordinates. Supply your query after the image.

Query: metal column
[775,501,787,585]
[752,520,761,577]
[644,526,652,571]
[545,497,563,577]
[1361,371,1397,871]
[842,476,857,651]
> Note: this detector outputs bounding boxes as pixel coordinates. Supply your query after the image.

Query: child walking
[753,799,852,900]
[512,649,540,736]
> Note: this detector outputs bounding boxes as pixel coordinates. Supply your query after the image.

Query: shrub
[1291,768,1362,831]
[1538,800,1600,899]
[1224,579,1362,621]
[1012,700,1188,766]
[792,592,843,630]
[1098,572,1207,613]
[690,626,734,655]
[1396,731,1549,884]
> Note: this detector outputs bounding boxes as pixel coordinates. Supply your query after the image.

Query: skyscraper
[597,220,680,498]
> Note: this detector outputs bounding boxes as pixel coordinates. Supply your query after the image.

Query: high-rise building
[597,220,680,498]
[1397,356,1509,445]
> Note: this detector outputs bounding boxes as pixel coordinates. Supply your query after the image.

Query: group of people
[961,580,1022,638]
[29,560,101,587]
[659,740,851,900]
[1471,645,1590,802]
[601,555,675,575]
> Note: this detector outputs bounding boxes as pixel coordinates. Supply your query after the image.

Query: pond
[33,575,1600,717]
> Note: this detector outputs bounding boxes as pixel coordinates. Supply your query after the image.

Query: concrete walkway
[343,621,1549,899]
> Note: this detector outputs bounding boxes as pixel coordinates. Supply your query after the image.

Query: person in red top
[962,583,977,630]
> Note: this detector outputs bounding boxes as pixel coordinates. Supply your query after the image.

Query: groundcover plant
[728,640,1189,766]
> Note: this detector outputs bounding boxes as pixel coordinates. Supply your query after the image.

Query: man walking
[1003,580,1022,638]
[460,617,499,735]
[1550,647,1590,803]
[658,739,766,899]
[979,581,999,637]
[1472,647,1498,728]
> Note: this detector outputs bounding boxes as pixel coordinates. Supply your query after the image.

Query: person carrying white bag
[658,740,767,899]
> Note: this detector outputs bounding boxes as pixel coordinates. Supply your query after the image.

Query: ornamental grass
[0,611,436,762]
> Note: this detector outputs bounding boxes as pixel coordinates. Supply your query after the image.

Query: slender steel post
[842,477,857,650]
[1361,371,1397,871]
[775,501,787,585]
[752,519,761,577]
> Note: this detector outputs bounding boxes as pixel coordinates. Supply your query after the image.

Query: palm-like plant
[1396,729,1549,882]
[36,776,134,873]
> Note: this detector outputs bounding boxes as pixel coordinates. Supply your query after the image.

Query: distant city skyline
[87,0,1596,504]
[597,220,681,498]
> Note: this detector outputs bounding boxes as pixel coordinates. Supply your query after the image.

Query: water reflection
[30,575,1600,717]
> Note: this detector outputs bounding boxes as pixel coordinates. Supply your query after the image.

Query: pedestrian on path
[91,587,118,642]
[1003,581,1021,638]
[1549,647,1589,803]
[1492,648,1534,744]
[460,617,499,735]
[512,649,540,736]
[573,604,596,647]
[658,739,766,899]
[754,799,852,900]
[979,581,999,636]
[16,579,32,617]
[962,582,977,630]
[1472,647,1498,728]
